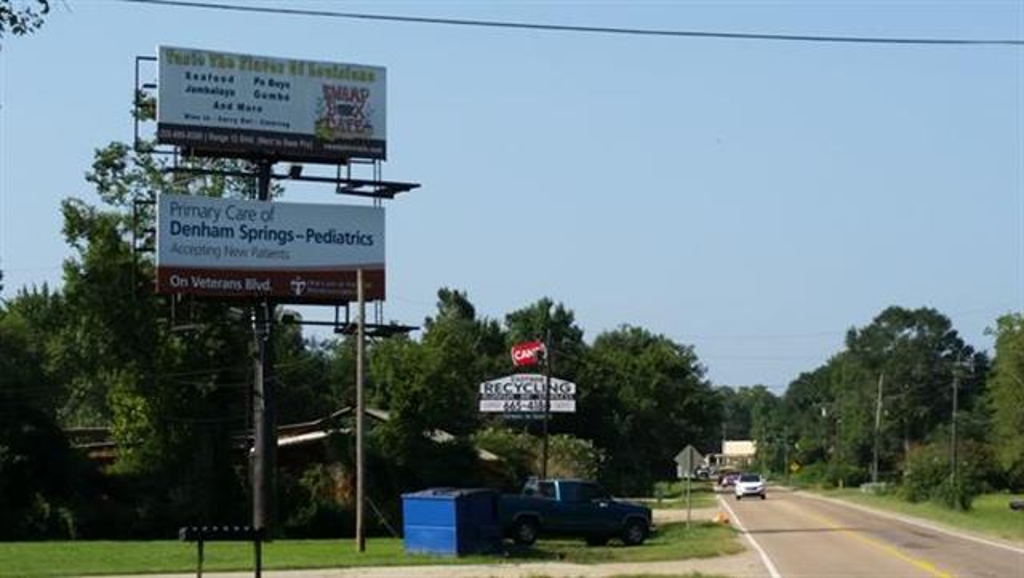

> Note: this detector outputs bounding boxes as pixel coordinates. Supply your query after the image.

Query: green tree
[845,307,986,467]
[505,297,586,377]
[987,313,1024,489]
[0,288,99,539]
[373,289,504,477]
[39,139,268,533]
[579,325,717,493]
[0,0,48,40]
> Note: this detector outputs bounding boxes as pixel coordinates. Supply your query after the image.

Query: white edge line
[795,490,1024,556]
[718,494,784,578]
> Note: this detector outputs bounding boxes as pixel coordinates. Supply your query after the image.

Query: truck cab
[499,479,652,546]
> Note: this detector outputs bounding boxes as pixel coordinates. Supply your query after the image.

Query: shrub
[281,464,351,538]
[473,427,604,486]
[790,462,866,489]
[900,441,985,510]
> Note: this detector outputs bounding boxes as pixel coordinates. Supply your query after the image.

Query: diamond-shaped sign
[674,444,704,473]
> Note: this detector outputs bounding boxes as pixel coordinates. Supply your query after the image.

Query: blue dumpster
[402,488,501,556]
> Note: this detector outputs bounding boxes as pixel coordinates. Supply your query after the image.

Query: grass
[639,481,719,510]
[531,575,728,578]
[0,522,743,578]
[811,488,1024,543]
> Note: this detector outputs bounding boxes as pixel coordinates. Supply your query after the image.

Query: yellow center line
[797,506,955,578]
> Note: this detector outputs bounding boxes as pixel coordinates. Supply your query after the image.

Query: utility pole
[950,357,961,486]
[355,269,366,552]
[252,159,276,534]
[783,427,791,484]
[872,372,884,485]
[251,159,275,578]
[541,327,552,480]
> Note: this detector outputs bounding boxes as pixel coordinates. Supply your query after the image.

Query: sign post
[675,445,704,529]
[355,269,366,552]
[541,331,552,479]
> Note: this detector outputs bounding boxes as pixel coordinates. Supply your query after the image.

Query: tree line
[0,140,725,538]
[2,130,1021,540]
[721,307,1024,510]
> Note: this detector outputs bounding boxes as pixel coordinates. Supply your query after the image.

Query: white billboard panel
[479,399,576,413]
[478,374,577,414]
[156,194,384,302]
[157,46,386,161]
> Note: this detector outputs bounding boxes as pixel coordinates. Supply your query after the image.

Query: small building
[706,440,757,471]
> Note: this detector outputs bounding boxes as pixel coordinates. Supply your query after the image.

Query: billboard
[479,374,576,414]
[157,46,386,161]
[156,194,384,303]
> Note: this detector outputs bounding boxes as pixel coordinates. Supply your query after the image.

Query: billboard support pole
[252,159,276,555]
[355,268,366,552]
[541,328,552,479]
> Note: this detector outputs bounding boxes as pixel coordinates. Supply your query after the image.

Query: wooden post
[355,269,366,552]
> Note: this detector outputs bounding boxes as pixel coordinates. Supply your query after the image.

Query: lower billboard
[156,194,384,303]
[478,374,577,415]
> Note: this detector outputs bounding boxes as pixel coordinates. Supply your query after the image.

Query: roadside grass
[811,489,1024,543]
[0,522,743,578]
[529,575,728,578]
[639,481,718,509]
[504,522,742,564]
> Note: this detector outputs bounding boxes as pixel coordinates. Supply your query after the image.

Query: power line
[115,0,1024,47]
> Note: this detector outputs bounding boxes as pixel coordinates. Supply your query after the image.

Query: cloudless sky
[1,0,1021,391]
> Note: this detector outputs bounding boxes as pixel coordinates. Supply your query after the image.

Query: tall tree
[845,306,986,464]
[988,313,1024,489]
[579,325,717,493]
[374,289,504,456]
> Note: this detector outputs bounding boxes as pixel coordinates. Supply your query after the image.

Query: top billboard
[157,46,386,162]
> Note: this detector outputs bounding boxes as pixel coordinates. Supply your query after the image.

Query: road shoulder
[792,488,1024,555]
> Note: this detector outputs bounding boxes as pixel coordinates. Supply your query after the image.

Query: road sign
[674,444,704,529]
[675,444,704,476]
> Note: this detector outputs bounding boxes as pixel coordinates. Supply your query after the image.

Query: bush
[281,464,351,538]
[473,427,604,487]
[790,462,866,489]
[900,441,984,510]
[931,477,975,511]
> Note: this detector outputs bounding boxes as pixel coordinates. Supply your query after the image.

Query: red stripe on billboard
[156,266,384,303]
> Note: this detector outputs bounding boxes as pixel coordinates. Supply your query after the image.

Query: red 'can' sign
[511,341,546,367]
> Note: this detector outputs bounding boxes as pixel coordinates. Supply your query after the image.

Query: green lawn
[812,489,1024,543]
[0,522,743,578]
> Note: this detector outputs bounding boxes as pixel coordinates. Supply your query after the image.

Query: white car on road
[734,473,766,500]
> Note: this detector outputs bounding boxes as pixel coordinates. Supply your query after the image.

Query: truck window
[538,481,557,499]
[577,483,609,502]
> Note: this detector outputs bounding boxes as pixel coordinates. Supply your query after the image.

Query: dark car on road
[499,479,652,546]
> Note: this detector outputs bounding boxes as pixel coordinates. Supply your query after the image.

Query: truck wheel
[585,535,609,546]
[512,518,538,546]
[621,519,647,546]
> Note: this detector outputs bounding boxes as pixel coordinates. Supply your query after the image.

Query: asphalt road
[719,488,1024,578]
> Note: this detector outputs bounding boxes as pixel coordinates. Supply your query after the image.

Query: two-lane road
[719,488,1024,578]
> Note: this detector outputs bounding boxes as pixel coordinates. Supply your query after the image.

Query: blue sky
[1,1,1021,391]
